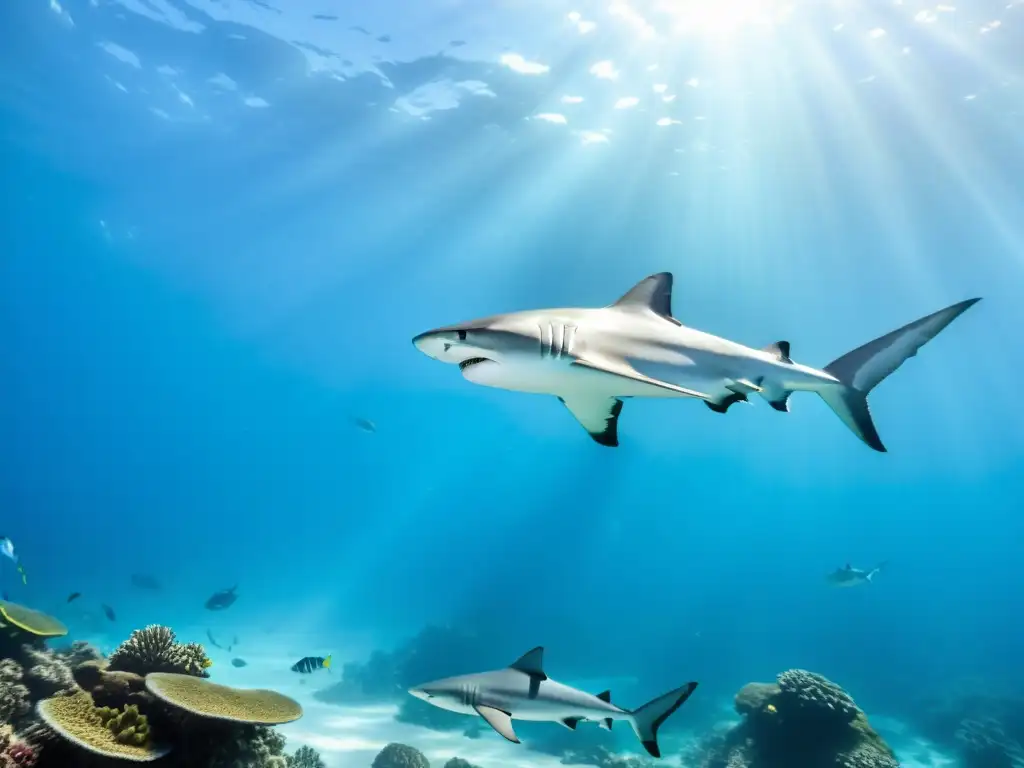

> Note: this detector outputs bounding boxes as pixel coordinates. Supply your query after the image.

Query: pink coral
[3,740,36,767]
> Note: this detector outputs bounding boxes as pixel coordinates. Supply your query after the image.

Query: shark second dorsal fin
[509,646,547,679]
[611,273,676,321]
[596,690,612,703]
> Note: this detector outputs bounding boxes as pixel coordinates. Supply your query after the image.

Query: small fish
[205,585,238,611]
[201,658,214,669]
[231,658,247,668]
[101,604,116,622]
[206,629,224,650]
[0,536,27,585]
[352,417,376,433]
[766,704,777,714]
[131,574,162,591]
[291,655,331,674]
[67,592,82,603]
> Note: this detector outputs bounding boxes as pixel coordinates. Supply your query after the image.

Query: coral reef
[954,717,1024,768]
[0,609,305,768]
[694,670,899,768]
[288,744,327,768]
[35,691,170,761]
[372,743,430,768]
[144,673,303,724]
[108,626,211,678]
[0,662,30,726]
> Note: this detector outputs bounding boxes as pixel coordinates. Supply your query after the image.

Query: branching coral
[20,647,76,700]
[108,626,211,678]
[0,661,30,725]
[288,745,327,768]
[372,743,430,768]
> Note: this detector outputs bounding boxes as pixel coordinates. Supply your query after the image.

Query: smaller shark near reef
[827,562,888,587]
[408,646,698,758]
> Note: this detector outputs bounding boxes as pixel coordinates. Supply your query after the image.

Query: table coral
[144,673,302,725]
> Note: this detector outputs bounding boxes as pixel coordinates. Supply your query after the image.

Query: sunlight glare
[655,0,796,37]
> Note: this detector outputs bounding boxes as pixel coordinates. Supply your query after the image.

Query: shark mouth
[459,357,491,372]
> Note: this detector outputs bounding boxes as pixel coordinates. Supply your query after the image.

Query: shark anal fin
[763,341,792,363]
[558,396,623,448]
[561,717,581,730]
[611,273,679,324]
[596,690,612,703]
[474,705,519,743]
[600,718,613,731]
[767,392,792,412]
[571,357,708,399]
[705,392,747,414]
[509,646,547,679]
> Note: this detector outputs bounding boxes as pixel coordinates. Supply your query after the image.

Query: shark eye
[457,330,467,341]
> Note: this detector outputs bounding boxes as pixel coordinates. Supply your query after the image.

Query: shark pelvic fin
[558,396,624,447]
[611,272,677,322]
[474,705,519,743]
[571,356,708,399]
[705,392,747,414]
[509,646,547,679]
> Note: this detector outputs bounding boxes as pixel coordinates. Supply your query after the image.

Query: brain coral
[108,625,211,677]
[372,743,430,768]
[0,602,67,638]
[777,669,859,723]
[144,673,303,724]
[35,691,171,762]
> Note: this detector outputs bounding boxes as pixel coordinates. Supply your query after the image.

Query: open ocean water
[2,1,1023,767]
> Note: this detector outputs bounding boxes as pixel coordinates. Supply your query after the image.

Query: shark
[826,562,888,587]
[412,272,980,450]
[407,646,698,758]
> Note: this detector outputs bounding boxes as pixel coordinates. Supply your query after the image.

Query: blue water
[2,0,1024,766]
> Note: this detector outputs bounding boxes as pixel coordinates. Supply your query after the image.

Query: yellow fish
[201,658,214,669]
[766,704,777,714]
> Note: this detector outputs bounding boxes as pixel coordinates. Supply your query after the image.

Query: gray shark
[408,646,697,758]
[412,273,980,450]
[826,562,888,587]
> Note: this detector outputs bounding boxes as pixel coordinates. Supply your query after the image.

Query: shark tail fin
[817,298,981,452]
[628,682,698,758]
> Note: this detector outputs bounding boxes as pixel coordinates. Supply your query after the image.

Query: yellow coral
[0,600,67,637]
[35,691,170,762]
[144,673,303,725]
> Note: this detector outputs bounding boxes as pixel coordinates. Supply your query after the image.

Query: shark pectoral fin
[571,357,708,399]
[509,646,547,680]
[561,717,581,730]
[558,395,624,447]
[474,705,519,743]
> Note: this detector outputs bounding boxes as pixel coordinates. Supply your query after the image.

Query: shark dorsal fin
[596,689,612,703]
[844,563,852,570]
[509,646,547,679]
[763,341,792,363]
[612,273,675,320]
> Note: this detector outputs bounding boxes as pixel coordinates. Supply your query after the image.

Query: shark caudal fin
[817,298,981,452]
[628,682,698,758]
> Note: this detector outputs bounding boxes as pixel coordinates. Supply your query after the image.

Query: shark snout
[408,686,429,700]
[412,329,462,362]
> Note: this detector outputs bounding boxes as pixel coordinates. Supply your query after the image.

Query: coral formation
[0,604,67,640]
[0,723,38,767]
[19,647,74,701]
[108,625,211,678]
[913,681,1024,768]
[54,642,103,670]
[35,691,171,761]
[0,662,30,726]
[372,743,430,768]
[443,759,481,768]
[144,673,303,724]
[694,670,899,768]
[288,744,327,768]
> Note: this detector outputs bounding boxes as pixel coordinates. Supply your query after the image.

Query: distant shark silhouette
[827,562,888,587]
[408,646,697,758]
[413,272,980,450]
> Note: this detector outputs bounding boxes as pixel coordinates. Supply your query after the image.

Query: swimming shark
[412,273,980,450]
[826,562,888,587]
[408,646,697,758]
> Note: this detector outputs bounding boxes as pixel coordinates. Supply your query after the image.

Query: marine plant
[287,744,327,768]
